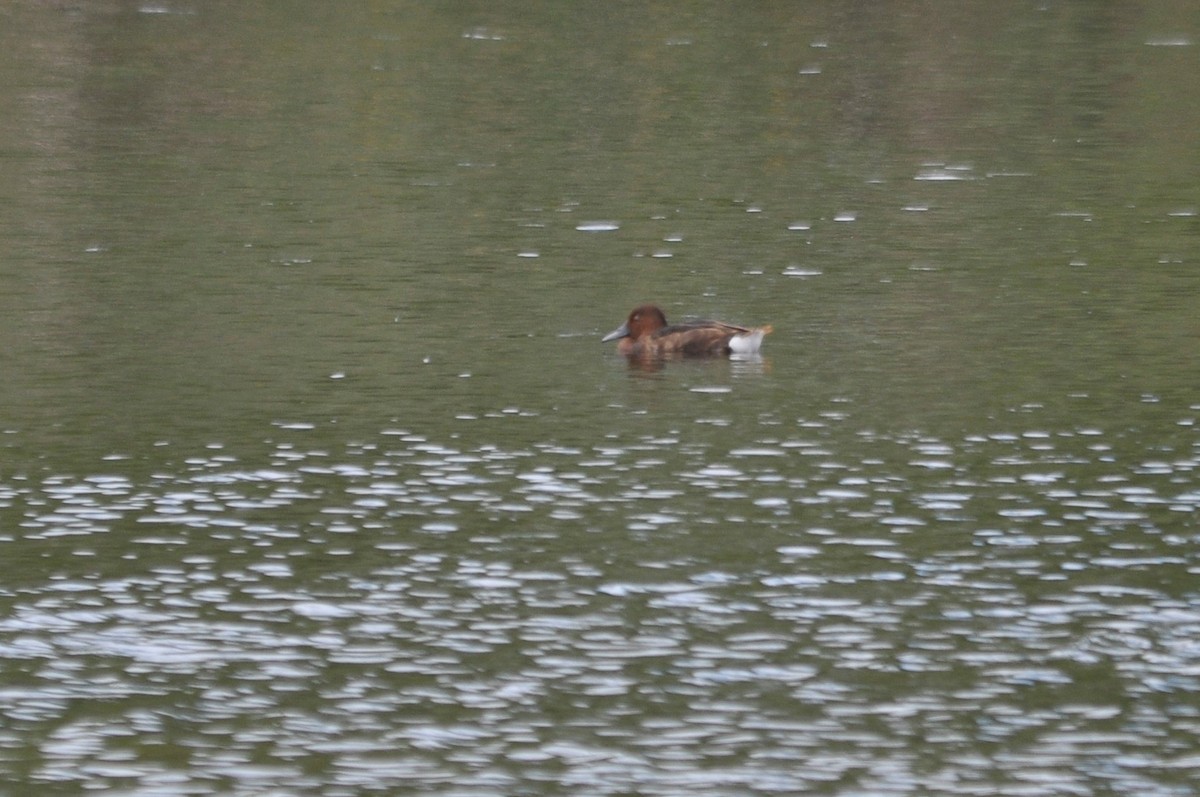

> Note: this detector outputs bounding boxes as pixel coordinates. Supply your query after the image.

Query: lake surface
[2,2,1199,794]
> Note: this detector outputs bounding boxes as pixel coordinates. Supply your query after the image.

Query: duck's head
[602,304,668,343]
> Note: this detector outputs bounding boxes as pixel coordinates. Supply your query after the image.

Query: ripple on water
[1,416,1198,794]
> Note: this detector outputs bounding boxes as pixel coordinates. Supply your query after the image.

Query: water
[2,2,1199,795]
[4,417,1199,794]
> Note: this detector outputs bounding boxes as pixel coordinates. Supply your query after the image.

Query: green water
[1,2,1198,794]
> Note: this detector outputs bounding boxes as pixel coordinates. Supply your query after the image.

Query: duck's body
[602,304,772,358]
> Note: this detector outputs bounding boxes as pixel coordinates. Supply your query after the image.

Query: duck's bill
[601,323,629,342]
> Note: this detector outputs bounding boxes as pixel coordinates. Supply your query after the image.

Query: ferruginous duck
[602,304,772,357]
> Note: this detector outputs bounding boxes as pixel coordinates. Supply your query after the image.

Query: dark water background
[1,2,1198,794]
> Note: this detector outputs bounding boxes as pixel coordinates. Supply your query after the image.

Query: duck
[602,304,772,357]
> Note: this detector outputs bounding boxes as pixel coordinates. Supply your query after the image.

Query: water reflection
[620,351,770,377]
[2,409,1198,794]
[2,0,1200,793]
